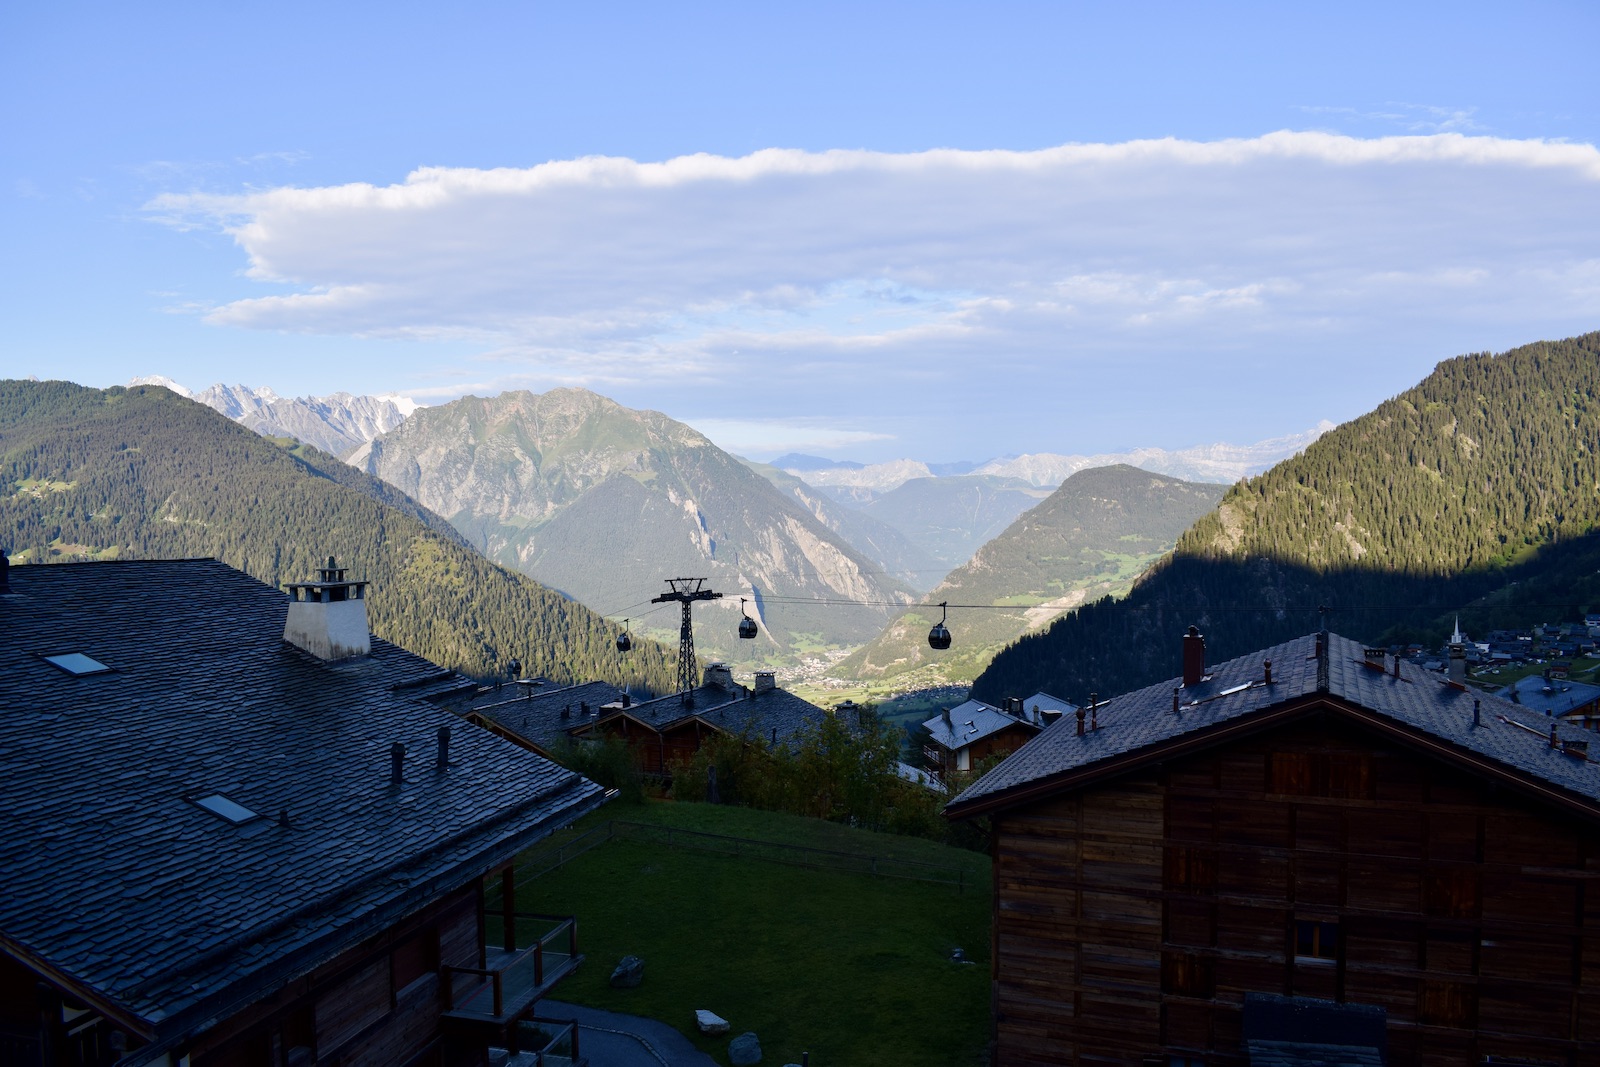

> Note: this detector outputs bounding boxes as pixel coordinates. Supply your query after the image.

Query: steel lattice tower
[651,578,723,701]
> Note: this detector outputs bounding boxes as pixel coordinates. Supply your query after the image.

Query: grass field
[515,800,992,1067]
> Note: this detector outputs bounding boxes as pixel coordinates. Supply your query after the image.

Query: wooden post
[502,866,517,952]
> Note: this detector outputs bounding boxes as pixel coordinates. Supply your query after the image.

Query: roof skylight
[192,794,259,824]
[41,652,112,676]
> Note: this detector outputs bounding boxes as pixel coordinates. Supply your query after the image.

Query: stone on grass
[695,1009,730,1035]
[609,955,644,988]
[729,1031,762,1065]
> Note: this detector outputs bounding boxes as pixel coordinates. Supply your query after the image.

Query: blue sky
[4,2,1597,462]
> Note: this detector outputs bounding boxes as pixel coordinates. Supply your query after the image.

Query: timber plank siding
[987,718,1600,1066]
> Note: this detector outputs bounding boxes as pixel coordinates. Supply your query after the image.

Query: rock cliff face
[357,389,911,662]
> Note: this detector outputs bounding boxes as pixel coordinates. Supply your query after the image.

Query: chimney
[389,742,406,783]
[1364,647,1385,670]
[754,670,777,694]
[1182,626,1206,686]
[704,662,734,690]
[1447,636,1467,685]
[942,707,952,727]
[284,556,371,661]
[436,725,450,770]
[622,692,631,708]
[1263,659,1273,685]
[1040,708,1063,726]
[0,547,10,594]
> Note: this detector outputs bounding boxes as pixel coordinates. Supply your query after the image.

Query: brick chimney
[1182,625,1206,687]
[284,556,370,661]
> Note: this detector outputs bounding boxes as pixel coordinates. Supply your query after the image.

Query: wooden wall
[990,714,1600,1066]
[191,882,483,1067]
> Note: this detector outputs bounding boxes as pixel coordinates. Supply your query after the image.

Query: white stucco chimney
[284,556,371,661]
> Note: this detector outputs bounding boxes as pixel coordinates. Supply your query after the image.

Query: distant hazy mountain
[774,423,1331,494]
[972,423,1335,486]
[858,475,1053,570]
[770,453,864,471]
[355,388,914,663]
[738,459,944,592]
[128,377,418,457]
[837,465,1226,686]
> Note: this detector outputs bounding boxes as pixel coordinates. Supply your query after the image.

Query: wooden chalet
[921,698,1051,782]
[0,559,604,1067]
[946,627,1600,1066]
[578,663,830,775]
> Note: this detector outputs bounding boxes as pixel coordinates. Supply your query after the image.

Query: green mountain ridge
[973,332,1600,705]
[355,388,914,665]
[0,381,676,691]
[837,464,1226,686]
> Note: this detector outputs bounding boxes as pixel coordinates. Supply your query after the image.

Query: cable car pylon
[651,578,723,702]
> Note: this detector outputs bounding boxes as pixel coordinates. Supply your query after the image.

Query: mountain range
[973,332,1600,707]
[838,465,1227,687]
[129,377,416,457]
[2,380,675,692]
[348,388,914,663]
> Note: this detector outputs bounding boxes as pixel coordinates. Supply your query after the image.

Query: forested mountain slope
[354,388,913,663]
[841,465,1225,686]
[0,381,675,691]
[974,333,1600,705]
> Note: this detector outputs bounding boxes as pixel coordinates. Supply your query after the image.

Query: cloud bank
[148,132,1600,457]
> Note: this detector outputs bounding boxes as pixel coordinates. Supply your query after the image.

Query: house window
[41,652,113,676]
[1295,920,1339,962]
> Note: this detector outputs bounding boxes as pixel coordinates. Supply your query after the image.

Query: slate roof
[947,630,1600,819]
[1503,674,1600,717]
[464,679,626,751]
[1021,691,1077,716]
[922,699,1039,751]
[0,559,605,1055]
[605,681,830,747]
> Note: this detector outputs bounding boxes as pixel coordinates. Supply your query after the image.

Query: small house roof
[923,698,1039,750]
[464,679,625,751]
[599,680,830,747]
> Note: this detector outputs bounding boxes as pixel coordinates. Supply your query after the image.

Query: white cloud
[146,131,1600,457]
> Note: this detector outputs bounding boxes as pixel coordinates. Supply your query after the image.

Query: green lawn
[517,800,992,1067]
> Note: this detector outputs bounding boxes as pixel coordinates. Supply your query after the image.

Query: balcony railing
[443,913,580,1024]
[500,1018,580,1067]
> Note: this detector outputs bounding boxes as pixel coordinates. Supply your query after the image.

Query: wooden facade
[989,714,1600,1066]
[1,868,569,1067]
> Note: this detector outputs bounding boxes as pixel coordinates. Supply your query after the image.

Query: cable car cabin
[928,601,952,650]
[615,632,632,653]
[739,616,758,639]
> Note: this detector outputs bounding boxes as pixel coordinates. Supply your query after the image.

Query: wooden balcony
[442,913,581,1028]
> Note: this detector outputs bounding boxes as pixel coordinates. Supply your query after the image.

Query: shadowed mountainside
[974,332,1600,704]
